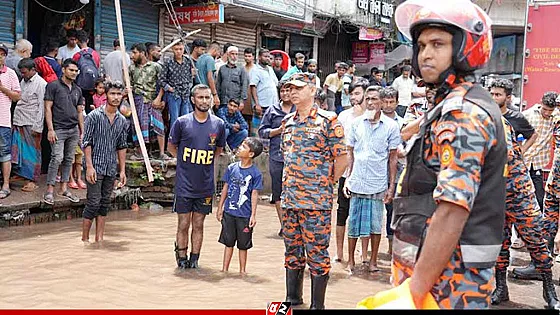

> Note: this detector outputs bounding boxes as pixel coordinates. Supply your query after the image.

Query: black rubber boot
[490,269,509,305]
[542,271,560,309]
[285,269,304,305]
[512,261,542,280]
[310,273,329,310]
[174,242,189,269]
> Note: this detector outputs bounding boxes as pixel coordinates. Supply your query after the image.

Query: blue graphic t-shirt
[170,113,226,198]
[223,162,263,218]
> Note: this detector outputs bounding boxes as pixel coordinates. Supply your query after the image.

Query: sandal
[21,182,39,192]
[68,182,79,190]
[159,153,172,161]
[58,190,80,203]
[77,180,87,189]
[43,192,54,205]
[0,189,10,199]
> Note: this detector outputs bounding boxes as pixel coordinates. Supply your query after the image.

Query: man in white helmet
[391,0,508,309]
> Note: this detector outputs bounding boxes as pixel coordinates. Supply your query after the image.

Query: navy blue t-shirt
[223,162,263,218]
[170,113,226,198]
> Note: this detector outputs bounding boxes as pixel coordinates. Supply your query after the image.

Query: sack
[76,48,99,90]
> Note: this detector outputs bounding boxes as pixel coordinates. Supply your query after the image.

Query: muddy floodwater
[0,202,551,309]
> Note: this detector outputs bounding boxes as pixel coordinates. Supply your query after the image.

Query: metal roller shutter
[162,11,212,50]
[214,23,257,54]
[100,0,159,59]
[0,0,15,48]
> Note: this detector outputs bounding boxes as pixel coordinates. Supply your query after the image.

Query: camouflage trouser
[542,192,560,247]
[391,246,494,309]
[283,209,331,276]
[496,191,552,272]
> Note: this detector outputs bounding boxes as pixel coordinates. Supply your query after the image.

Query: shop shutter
[214,23,257,54]
[0,0,15,48]
[100,0,159,59]
[162,10,212,52]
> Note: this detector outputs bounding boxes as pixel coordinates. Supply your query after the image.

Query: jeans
[83,174,115,219]
[225,128,248,150]
[47,126,79,186]
[166,93,192,129]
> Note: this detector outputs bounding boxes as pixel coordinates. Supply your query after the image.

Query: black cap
[0,44,8,55]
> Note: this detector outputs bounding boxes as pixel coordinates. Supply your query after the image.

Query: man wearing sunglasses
[281,72,347,309]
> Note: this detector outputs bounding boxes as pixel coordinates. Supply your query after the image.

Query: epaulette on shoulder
[316,108,337,121]
[282,112,296,123]
[441,96,465,116]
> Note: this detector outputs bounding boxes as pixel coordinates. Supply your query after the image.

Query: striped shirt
[82,106,128,177]
[0,65,21,128]
[523,105,554,170]
[346,113,401,195]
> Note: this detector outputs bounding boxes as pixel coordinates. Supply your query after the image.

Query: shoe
[58,190,80,203]
[177,258,190,269]
[490,268,509,305]
[542,271,560,309]
[278,229,283,237]
[511,239,525,249]
[512,261,542,280]
[310,273,329,310]
[285,268,304,306]
[189,259,199,269]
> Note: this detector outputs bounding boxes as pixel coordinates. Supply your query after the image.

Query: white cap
[227,46,239,53]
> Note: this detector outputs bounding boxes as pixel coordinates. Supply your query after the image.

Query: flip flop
[68,182,79,190]
[0,189,10,199]
[21,182,39,192]
[58,190,80,203]
[43,192,54,205]
[368,265,380,273]
[77,181,87,189]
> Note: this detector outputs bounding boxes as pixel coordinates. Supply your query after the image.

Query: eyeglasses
[289,72,317,84]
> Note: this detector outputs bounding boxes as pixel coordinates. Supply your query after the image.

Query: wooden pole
[114,0,154,182]
[160,29,201,53]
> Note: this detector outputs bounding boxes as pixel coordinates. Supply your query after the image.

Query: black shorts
[173,196,213,215]
[336,177,350,226]
[218,212,253,250]
[269,160,284,203]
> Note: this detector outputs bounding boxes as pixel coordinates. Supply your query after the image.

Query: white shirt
[57,45,81,62]
[411,85,426,105]
[391,75,415,106]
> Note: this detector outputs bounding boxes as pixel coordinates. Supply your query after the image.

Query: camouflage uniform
[281,104,346,276]
[393,82,507,309]
[542,117,560,246]
[496,119,552,272]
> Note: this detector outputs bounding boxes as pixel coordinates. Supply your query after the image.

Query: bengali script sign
[172,4,224,24]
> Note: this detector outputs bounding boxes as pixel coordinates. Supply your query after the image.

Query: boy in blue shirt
[216,137,264,274]
[216,98,249,150]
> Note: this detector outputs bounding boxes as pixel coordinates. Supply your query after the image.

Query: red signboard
[352,42,370,64]
[171,4,224,24]
[523,3,560,110]
[369,43,385,66]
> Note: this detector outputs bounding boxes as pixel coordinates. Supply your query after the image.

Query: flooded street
[0,201,552,309]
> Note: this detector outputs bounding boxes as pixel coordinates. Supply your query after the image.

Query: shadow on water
[0,208,172,242]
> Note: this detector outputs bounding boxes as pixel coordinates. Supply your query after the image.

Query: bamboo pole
[114,0,153,182]
[160,29,201,53]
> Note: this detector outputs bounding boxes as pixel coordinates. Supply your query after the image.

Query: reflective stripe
[460,244,501,264]
[393,236,419,267]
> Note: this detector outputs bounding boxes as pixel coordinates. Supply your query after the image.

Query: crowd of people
[3,0,560,310]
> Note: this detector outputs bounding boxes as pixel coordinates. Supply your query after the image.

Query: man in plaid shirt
[522,92,559,210]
